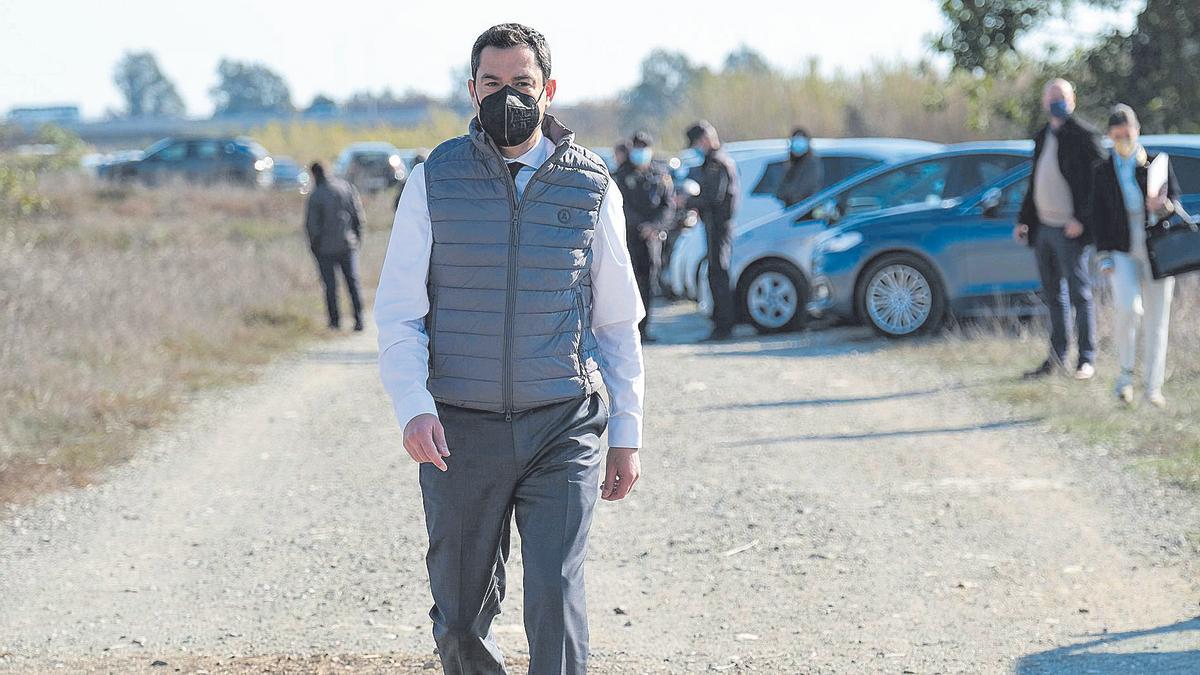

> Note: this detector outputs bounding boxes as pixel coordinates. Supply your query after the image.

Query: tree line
[109,0,1198,146]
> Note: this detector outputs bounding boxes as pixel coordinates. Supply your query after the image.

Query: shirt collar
[506,135,555,169]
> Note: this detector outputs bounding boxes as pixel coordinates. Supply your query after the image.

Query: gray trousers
[419,393,609,675]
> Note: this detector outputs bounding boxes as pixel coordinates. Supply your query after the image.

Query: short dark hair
[309,162,325,184]
[790,127,810,138]
[471,23,552,84]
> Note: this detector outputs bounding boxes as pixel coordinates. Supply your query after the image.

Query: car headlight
[817,231,863,254]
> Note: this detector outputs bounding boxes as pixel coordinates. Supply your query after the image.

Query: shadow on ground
[720,417,1042,447]
[1016,616,1200,674]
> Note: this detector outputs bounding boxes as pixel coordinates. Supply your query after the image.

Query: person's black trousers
[315,249,363,328]
[705,217,736,334]
[628,236,654,336]
[419,393,609,675]
[1033,226,1096,366]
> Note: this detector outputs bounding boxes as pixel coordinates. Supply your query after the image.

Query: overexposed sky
[0,0,1139,118]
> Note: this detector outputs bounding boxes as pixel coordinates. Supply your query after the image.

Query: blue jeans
[1033,225,1096,366]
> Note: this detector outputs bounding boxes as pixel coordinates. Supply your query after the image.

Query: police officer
[685,120,740,341]
[614,130,673,342]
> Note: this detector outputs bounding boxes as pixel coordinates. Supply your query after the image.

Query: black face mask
[476,84,544,148]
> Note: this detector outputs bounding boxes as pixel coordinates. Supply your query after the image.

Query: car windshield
[142,138,173,156]
[234,140,269,158]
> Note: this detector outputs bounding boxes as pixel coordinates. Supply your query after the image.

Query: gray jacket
[304,177,365,256]
[423,114,610,415]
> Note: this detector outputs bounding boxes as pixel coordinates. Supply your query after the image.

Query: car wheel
[856,253,945,338]
[739,260,808,334]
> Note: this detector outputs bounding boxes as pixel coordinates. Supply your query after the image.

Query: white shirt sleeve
[590,180,647,449]
[374,164,438,431]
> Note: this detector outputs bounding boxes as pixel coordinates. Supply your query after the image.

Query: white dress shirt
[375,133,647,448]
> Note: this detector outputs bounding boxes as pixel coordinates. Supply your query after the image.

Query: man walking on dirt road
[374,23,646,675]
[305,162,366,331]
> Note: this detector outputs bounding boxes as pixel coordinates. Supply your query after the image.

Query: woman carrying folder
[1089,104,1181,407]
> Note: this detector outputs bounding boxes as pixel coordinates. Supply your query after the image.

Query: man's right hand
[403,413,450,471]
[1013,223,1029,243]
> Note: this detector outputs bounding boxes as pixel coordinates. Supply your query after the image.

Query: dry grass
[896,279,1200,489]
[0,172,396,503]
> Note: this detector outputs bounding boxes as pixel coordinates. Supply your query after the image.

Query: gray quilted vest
[423,114,609,415]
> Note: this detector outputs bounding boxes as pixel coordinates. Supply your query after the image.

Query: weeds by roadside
[0,173,395,503]
[895,283,1200,489]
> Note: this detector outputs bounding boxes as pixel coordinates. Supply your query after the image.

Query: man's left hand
[1065,219,1084,239]
[601,447,640,501]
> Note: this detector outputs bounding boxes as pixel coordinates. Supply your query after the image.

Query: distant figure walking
[304,162,366,331]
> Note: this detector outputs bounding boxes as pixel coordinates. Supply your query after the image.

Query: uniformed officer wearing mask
[613,130,674,342]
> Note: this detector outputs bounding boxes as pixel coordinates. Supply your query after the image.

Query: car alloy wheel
[865,263,932,336]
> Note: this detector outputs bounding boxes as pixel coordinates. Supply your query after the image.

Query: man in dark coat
[685,120,740,341]
[304,162,366,331]
[613,130,674,341]
[1015,78,1107,380]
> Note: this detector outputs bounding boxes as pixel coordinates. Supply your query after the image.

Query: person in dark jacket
[305,162,366,331]
[614,130,674,342]
[774,127,823,207]
[685,120,740,341]
[1089,104,1181,407]
[1015,78,1108,380]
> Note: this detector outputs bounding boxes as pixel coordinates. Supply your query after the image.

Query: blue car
[807,135,1200,337]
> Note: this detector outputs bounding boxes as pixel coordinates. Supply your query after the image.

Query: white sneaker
[1145,392,1167,409]
[1074,362,1095,380]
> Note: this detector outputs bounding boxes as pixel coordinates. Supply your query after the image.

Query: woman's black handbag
[1146,202,1200,279]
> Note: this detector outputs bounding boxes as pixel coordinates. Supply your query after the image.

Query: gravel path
[2,302,1199,674]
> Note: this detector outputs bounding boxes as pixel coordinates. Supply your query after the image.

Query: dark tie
[507,161,524,181]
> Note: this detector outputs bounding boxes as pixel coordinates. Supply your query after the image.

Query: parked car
[98,137,274,188]
[666,138,943,302]
[271,156,310,194]
[334,142,406,194]
[807,135,1200,337]
[698,142,1031,332]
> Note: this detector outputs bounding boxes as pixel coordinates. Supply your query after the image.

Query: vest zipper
[483,135,566,421]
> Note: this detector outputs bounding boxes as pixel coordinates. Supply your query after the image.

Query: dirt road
[2,303,1199,673]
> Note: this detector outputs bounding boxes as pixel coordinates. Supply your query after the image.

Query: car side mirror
[812,199,841,223]
[980,187,1002,218]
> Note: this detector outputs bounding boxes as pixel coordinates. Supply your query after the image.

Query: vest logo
[557,208,571,224]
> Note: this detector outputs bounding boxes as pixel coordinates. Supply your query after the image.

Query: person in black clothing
[613,130,674,342]
[685,120,740,341]
[1014,79,1107,380]
[774,127,823,208]
[305,162,366,331]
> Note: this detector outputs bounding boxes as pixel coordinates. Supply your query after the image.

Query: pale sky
[0,0,1139,119]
